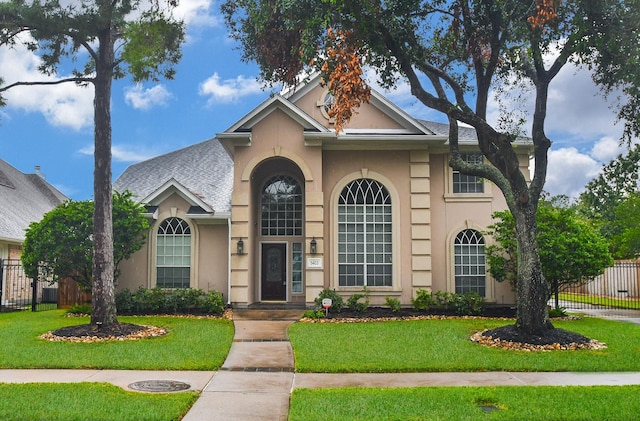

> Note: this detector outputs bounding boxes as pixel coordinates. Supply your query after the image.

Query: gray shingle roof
[0,160,68,242]
[113,139,233,214]
[419,120,532,145]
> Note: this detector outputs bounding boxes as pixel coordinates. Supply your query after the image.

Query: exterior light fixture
[237,238,245,255]
[310,237,317,255]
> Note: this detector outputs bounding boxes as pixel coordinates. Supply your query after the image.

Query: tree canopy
[578,145,640,258]
[1,0,184,326]
[486,198,613,309]
[223,0,640,337]
[22,191,150,291]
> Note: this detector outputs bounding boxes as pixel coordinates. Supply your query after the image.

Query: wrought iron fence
[0,258,58,312]
[557,260,640,310]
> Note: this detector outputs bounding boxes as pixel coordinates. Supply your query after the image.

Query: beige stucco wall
[116,192,229,297]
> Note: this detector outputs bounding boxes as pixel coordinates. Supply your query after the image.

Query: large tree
[486,198,613,310]
[22,191,150,291]
[579,145,640,258]
[223,0,640,337]
[0,0,184,327]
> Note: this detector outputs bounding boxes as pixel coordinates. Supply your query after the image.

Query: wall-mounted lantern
[310,237,317,255]
[237,238,245,255]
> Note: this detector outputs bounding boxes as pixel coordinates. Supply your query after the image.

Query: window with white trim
[454,229,486,296]
[338,179,392,287]
[156,217,191,288]
[261,175,303,236]
[453,153,484,193]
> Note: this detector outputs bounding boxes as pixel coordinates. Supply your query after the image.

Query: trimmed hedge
[115,287,225,315]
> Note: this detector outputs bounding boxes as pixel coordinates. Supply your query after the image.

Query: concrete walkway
[2,309,640,420]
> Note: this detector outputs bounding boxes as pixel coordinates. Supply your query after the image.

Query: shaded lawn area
[289,317,640,372]
[0,310,234,370]
[0,383,198,421]
[289,385,640,421]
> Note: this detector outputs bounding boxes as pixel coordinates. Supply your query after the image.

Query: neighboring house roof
[113,139,234,215]
[0,160,67,243]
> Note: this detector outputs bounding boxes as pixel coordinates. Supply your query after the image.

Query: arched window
[338,179,392,287]
[454,229,486,296]
[156,217,191,288]
[261,175,303,236]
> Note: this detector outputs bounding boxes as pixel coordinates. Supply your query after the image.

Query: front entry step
[233,309,304,321]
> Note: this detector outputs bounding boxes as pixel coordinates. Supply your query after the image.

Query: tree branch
[0,76,94,93]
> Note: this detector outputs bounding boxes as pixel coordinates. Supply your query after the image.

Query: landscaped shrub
[412,289,485,315]
[314,288,344,312]
[412,288,433,310]
[302,309,325,319]
[115,287,225,315]
[66,303,92,315]
[347,288,370,312]
[451,291,485,315]
[385,296,401,312]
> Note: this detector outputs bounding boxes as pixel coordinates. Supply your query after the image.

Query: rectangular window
[292,242,303,293]
[453,153,484,193]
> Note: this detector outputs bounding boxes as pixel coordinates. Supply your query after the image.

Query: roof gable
[0,160,67,242]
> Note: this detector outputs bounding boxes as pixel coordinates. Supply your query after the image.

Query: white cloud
[590,136,625,162]
[199,73,264,104]
[174,0,220,27]
[544,147,601,198]
[124,84,172,110]
[0,41,94,131]
[78,144,158,163]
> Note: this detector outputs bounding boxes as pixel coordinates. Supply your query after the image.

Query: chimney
[35,165,46,180]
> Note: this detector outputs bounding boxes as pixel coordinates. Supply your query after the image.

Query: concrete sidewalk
[2,310,640,420]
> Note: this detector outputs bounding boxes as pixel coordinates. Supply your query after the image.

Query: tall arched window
[338,178,392,287]
[156,217,191,288]
[454,229,486,296]
[261,175,303,236]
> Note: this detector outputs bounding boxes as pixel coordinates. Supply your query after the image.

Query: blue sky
[0,1,633,201]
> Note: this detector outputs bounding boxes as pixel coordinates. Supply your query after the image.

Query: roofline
[223,94,329,133]
[141,178,215,213]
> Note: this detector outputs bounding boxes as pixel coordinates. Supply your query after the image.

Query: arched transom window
[156,217,191,289]
[261,175,303,236]
[454,229,486,296]
[338,178,392,287]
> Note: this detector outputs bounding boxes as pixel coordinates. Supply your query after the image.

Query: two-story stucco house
[114,75,532,308]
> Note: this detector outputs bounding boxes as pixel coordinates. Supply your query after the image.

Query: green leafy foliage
[115,287,225,315]
[66,303,92,315]
[412,289,485,316]
[486,199,614,307]
[21,191,150,290]
[346,288,370,313]
[579,146,640,259]
[384,296,401,312]
[314,288,344,312]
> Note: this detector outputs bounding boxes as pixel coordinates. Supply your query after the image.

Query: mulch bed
[40,323,167,343]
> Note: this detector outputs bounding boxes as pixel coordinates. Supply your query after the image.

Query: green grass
[559,292,640,309]
[0,383,198,421]
[0,310,234,370]
[290,385,640,421]
[289,317,640,372]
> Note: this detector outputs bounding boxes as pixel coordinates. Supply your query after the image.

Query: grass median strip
[289,316,640,372]
[289,385,640,421]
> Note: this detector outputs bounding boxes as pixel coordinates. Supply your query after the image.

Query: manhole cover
[128,380,191,392]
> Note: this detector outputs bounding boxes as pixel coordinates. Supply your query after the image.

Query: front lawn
[0,383,198,421]
[290,385,640,421]
[0,310,234,370]
[289,317,640,372]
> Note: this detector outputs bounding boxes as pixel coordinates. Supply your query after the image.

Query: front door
[261,243,287,300]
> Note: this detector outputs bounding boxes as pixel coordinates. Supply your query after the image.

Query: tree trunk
[513,203,552,335]
[91,26,118,327]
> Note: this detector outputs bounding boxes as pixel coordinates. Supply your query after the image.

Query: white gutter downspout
[227,217,232,306]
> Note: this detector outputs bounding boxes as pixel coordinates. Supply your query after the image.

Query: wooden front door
[261,243,287,300]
